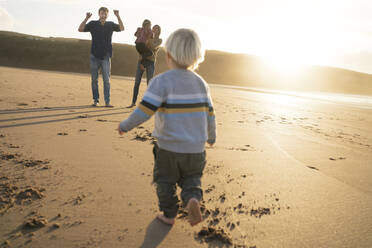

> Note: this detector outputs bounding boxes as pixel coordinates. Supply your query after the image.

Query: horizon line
[1,29,371,76]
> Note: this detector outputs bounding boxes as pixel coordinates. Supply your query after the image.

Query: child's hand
[117,124,125,135]
[113,10,119,17]
[135,27,140,36]
[207,139,215,147]
[206,142,214,147]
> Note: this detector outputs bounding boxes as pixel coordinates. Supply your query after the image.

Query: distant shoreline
[212,84,372,110]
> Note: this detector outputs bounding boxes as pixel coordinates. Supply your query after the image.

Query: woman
[129,25,162,108]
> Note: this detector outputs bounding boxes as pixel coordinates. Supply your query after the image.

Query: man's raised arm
[114,10,124,31]
[78,12,92,32]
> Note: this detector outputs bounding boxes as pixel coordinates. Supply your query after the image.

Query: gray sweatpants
[152,143,206,218]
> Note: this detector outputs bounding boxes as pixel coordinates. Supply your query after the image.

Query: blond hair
[165,28,204,70]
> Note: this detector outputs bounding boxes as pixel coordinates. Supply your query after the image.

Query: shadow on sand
[0,107,127,123]
[140,218,172,248]
[0,109,130,129]
[0,105,95,115]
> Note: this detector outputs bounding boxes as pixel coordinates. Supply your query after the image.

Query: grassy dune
[1,31,372,95]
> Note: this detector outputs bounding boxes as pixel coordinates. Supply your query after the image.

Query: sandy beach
[0,66,372,248]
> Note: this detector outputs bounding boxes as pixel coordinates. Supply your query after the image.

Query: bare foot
[157,214,175,225]
[186,198,203,226]
[139,63,145,71]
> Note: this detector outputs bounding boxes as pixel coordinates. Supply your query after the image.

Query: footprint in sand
[0,186,45,214]
[329,157,346,161]
[16,187,45,205]
[132,130,154,142]
[197,226,232,246]
[227,146,254,152]
[204,185,215,194]
[0,152,18,160]
[16,159,50,168]
[23,215,48,230]
[219,193,226,203]
[250,207,271,218]
[64,194,86,206]
[8,144,20,149]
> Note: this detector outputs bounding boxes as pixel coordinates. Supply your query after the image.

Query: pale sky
[1,0,372,74]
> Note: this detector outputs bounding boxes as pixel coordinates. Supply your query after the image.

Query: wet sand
[0,66,372,248]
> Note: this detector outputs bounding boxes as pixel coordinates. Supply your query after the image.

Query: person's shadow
[140,218,172,248]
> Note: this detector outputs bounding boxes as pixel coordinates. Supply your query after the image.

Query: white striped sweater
[120,69,216,153]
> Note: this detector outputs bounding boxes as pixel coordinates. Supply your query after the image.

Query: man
[129,25,162,108]
[78,7,124,107]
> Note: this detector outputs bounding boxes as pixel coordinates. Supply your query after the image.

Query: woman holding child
[129,21,162,108]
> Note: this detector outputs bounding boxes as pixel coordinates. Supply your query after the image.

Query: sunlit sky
[1,0,372,74]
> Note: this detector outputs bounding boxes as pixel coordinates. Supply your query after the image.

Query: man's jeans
[131,60,155,104]
[90,54,111,104]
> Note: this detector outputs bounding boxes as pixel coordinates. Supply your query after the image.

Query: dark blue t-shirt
[84,20,121,59]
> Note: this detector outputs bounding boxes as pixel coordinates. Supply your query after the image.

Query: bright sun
[255,20,324,76]
[230,4,333,76]
[261,54,305,76]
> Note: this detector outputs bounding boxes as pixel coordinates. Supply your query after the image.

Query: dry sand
[0,66,371,248]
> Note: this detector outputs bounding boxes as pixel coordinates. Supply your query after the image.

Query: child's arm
[206,90,216,145]
[119,77,164,133]
[146,38,162,51]
[148,29,154,39]
[119,107,151,133]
